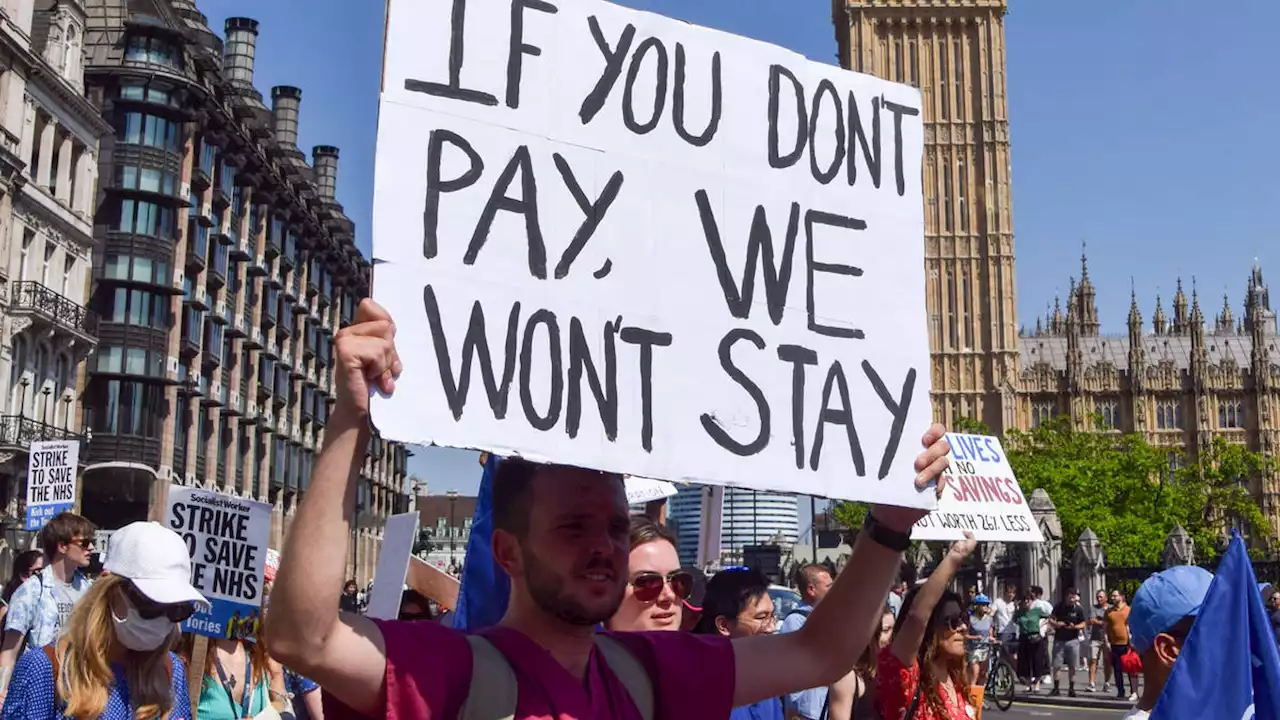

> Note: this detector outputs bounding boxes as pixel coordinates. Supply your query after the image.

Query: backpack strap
[459,634,654,720]
[594,635,654,720]
[460,635,517,720]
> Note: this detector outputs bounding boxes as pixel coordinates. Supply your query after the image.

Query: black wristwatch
[862,511,913,552]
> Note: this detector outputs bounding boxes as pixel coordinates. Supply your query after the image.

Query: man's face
[1110,590,1123,606]
[808,570,833,605]
[1068,591,1080,605]
[1004,587,1016,602]
[508,468,631,626]
[1268,592,1280,611]
[60,535,93,568]
[1096,591,1107,607]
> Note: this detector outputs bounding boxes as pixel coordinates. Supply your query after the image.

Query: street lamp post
[62,395,71,433]
[446,489,459,569]
[40,387,51,439]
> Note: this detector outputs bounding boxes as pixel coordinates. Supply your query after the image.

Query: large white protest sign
[371,0,930,506]
[25,440,79,530]
[165,486,271,640]
[911,434,1043,543]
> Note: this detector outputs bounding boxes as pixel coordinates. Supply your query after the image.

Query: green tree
[1005,416,1274,566]
[835,415,1275,566]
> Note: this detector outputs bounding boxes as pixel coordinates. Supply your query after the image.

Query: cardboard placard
[407,555,461,610]
[25,440,79,530]
[371,0,931,506]
[365,512,420,620]
[165,486,271,640]
[910,434,1043,543]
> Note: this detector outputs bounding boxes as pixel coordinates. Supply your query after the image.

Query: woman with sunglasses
[877,533,977,720]
[826,607,895,720]
[693,567,783,720]
[1,521,207,720]
[606,516,693,632]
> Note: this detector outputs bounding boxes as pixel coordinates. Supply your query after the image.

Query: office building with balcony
[79,1,409,582]
[0,0,111,554]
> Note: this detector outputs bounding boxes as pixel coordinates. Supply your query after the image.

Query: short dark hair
[491,458,625,539]
[694,567,770,634]
[629,515,677,551]
[795,563,831,593]
[38,512,94,559]
[492,458,539,538]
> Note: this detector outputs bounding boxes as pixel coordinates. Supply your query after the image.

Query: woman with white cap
[1,521,208,720]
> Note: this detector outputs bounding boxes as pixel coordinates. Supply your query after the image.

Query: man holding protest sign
[268,299,952,718]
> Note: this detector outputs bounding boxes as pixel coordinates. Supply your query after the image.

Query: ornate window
[1156,400,1184,430]
[1031,401,1055,428]
[124,36,179,69]
[1219,399,1244,429]
[1098,400,1121,430]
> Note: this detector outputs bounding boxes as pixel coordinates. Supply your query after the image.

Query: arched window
[34,346,48,386]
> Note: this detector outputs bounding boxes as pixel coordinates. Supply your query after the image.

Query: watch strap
[862,512,912,552]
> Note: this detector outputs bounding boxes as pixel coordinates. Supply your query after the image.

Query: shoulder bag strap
[460,635,518,720]
[593,635,654,720]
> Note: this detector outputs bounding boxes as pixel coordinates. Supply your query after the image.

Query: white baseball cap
[103,521,210,610]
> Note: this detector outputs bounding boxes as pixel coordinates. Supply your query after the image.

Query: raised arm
[730,425,951,708]
[267,300,401,717]
[889,534,976,666]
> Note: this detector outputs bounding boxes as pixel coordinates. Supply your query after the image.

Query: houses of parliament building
[833,0,1280,526]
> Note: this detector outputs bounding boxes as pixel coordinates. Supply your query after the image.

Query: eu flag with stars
[451,453,511,632]
[1152,532,1280,720]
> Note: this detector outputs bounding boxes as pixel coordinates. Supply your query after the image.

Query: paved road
[987,703,1126,720]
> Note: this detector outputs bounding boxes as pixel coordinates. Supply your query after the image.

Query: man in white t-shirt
[1119,565,1214,720]
[993,583,1018,647]
[1032,585,1055,682]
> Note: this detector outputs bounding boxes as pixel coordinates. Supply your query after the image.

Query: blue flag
[1152,533,1280,720]
[452,454,511,631]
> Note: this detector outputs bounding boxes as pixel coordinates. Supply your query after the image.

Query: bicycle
[982,640,1017,712]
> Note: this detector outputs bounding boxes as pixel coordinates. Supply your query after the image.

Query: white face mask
[112,606,175,652]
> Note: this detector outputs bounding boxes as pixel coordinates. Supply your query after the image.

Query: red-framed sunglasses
[631,570,694,603]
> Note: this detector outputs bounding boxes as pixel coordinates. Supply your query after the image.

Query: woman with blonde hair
[1,521,207,720]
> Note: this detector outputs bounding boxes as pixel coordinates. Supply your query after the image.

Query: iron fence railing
[9,282,98,336]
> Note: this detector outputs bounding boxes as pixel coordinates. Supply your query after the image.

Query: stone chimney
[313,146,339,199]
[223,18,259,86]
[271,86,302,147]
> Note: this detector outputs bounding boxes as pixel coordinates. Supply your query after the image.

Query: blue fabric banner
[1152,532,1280,720]
[452,454,511,631]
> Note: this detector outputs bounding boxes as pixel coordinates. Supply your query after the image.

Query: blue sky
[200,0,1279,495]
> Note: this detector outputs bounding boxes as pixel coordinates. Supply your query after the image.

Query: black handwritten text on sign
[371,0,931,506]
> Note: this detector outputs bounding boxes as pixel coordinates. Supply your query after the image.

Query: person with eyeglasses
[877,534,977,720]
[0,512,97,700]
[1,521,208,720]
[267,299,953,720]
[694,568,782,720]
[606,516,692,632]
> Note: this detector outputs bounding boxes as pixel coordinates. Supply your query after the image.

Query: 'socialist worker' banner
[910,434,1044,543]
[165,486,271,640]
[371,0,930,505]
[25,440,80,530]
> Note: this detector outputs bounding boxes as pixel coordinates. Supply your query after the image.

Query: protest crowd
[1,0,1278,717]
[0,298,1271,720]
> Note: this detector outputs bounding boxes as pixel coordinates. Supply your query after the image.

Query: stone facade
[833,0,1021,433]
[77,1,409,584]
[0,0,111,563]
[834,1,1280,537]
[1021,256,1280,534]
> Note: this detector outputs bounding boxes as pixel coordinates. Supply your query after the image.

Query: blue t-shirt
[2,648,189,720]
[732,696,784,720]
[284,670,320,720]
